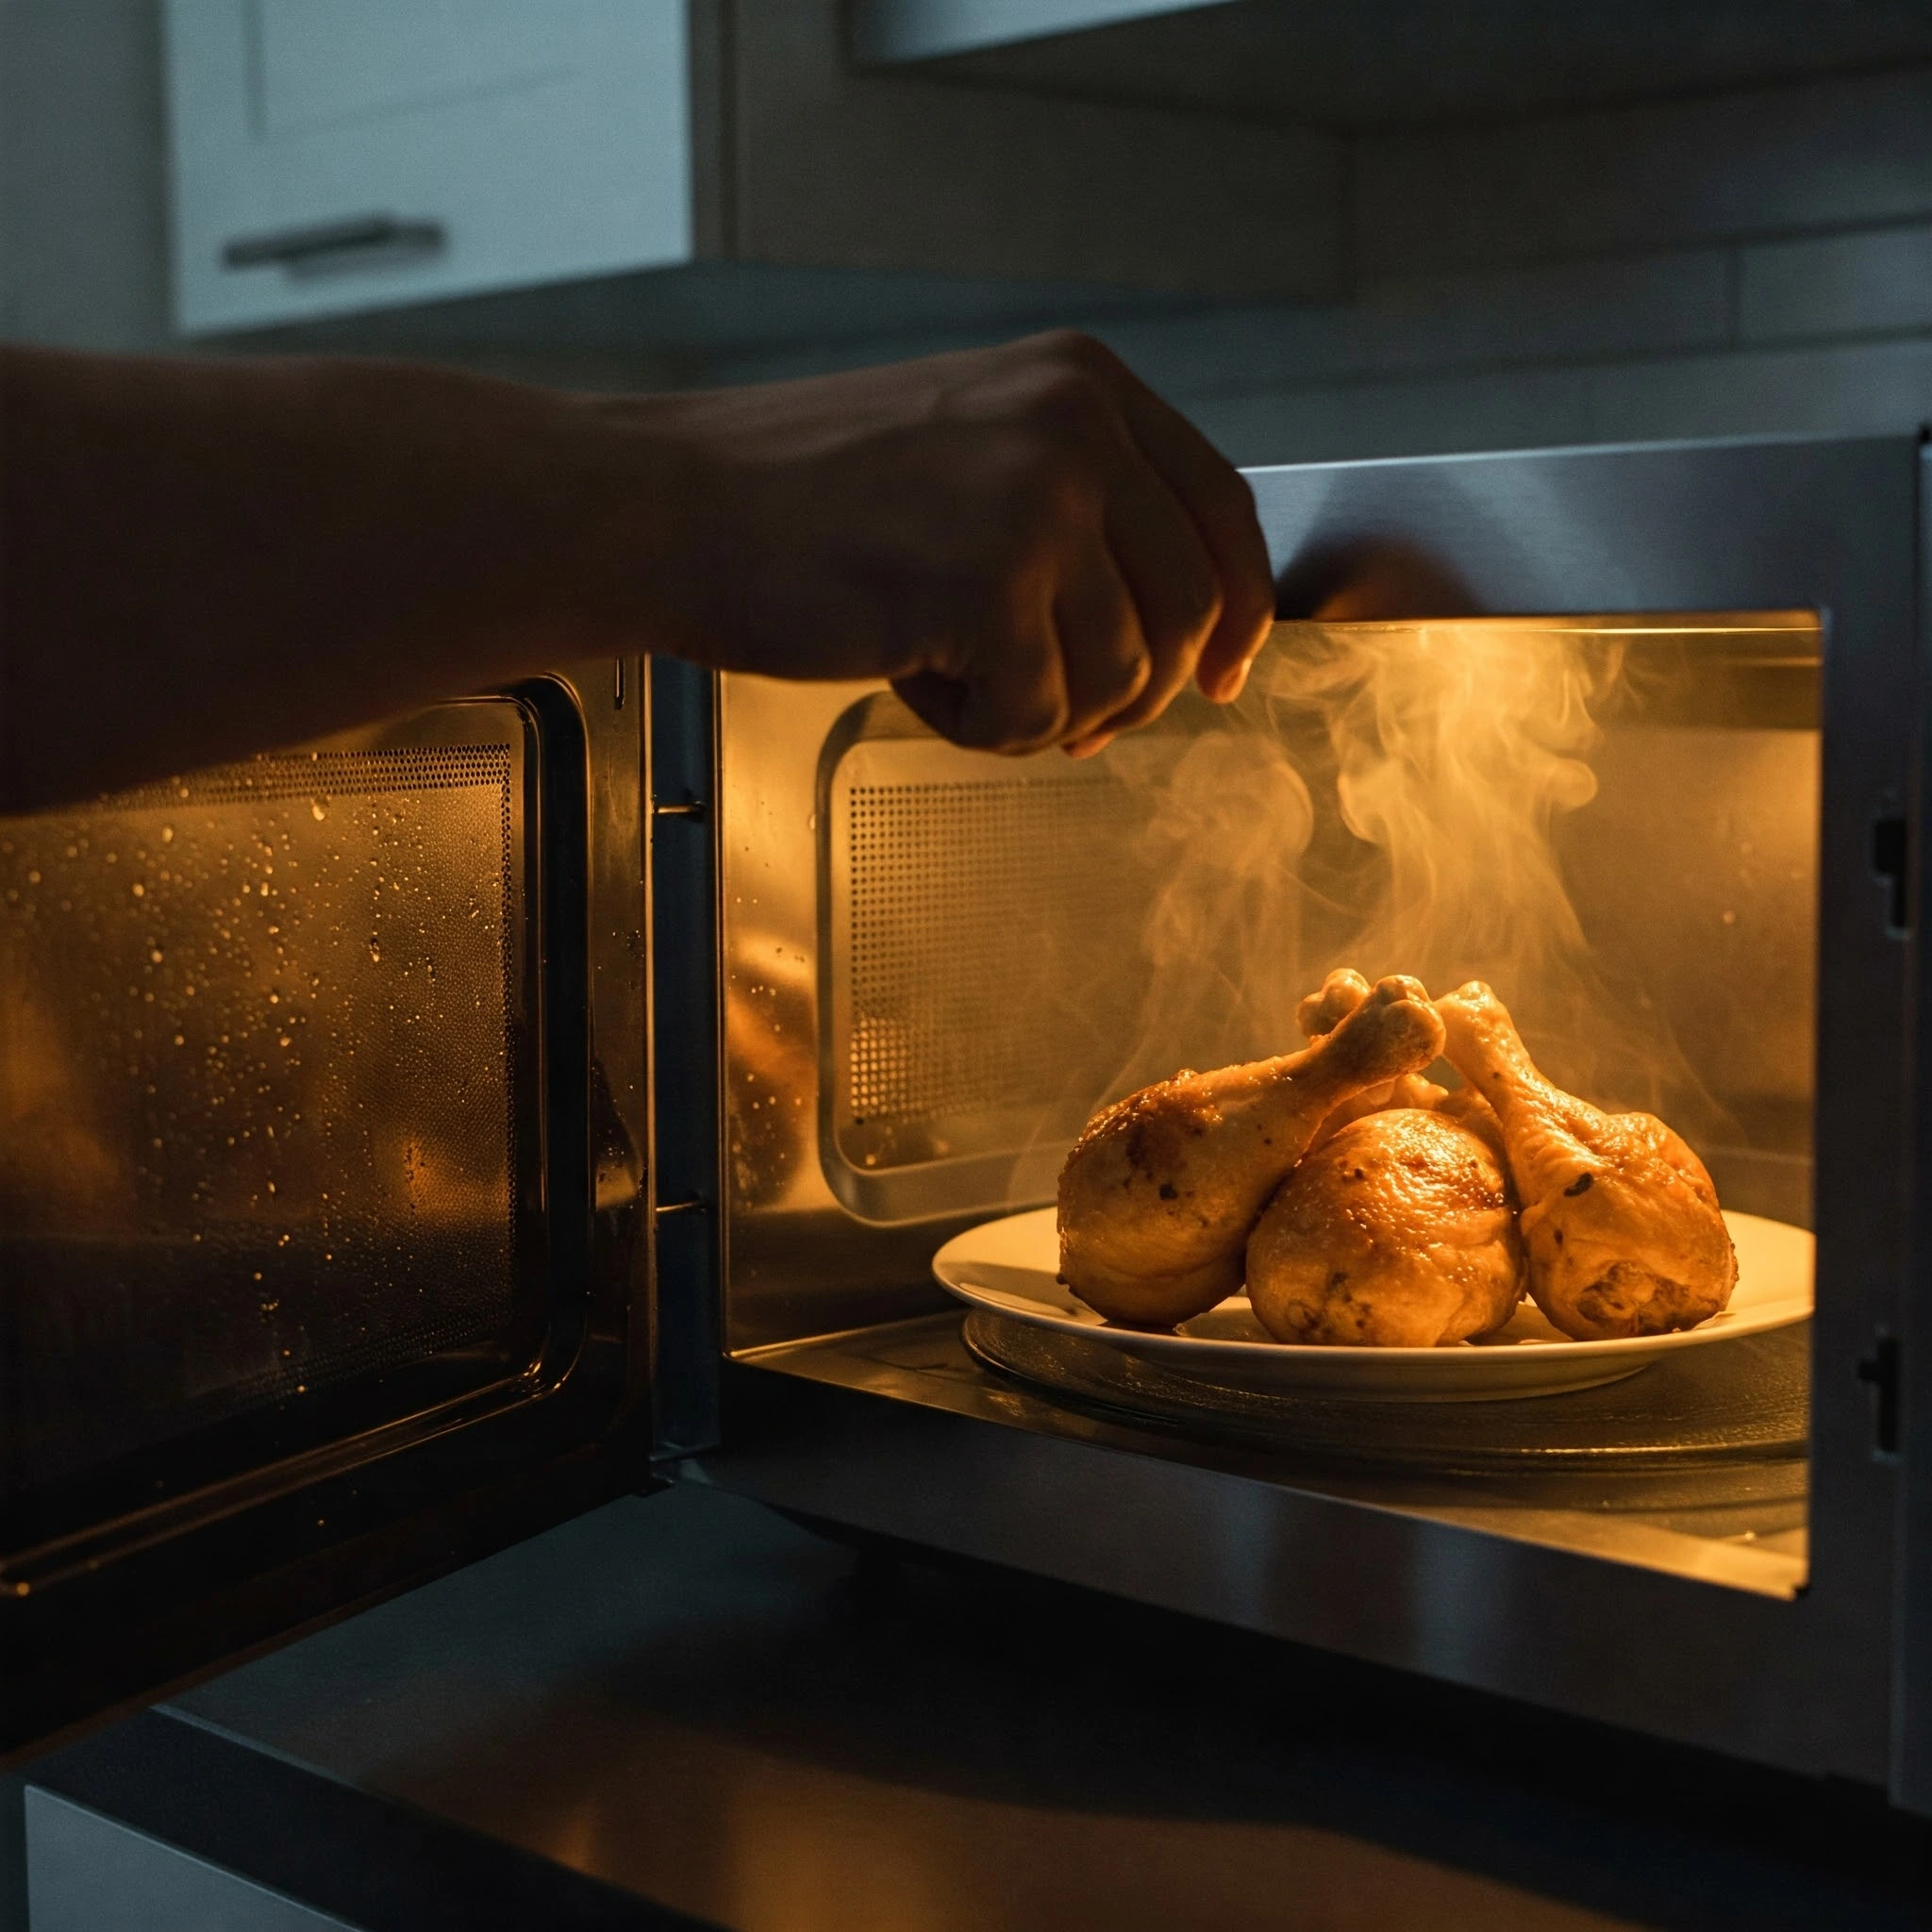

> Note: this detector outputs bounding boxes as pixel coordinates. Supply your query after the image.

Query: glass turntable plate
[932,1208,1814,1401]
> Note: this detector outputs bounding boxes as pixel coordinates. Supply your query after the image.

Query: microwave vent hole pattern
[1,736,525,1491]
[842,774,1144,1154]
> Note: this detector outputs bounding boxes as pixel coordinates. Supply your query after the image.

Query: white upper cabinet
[165,0,1343,339]
[167,0,691,333]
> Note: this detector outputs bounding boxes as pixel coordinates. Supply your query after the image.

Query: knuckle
[1104,651,1153,711]
[1183,573,1226,641]
[1001,695,1070,751]
[1204,466,1256,525]
[1183,452,1253,527]
[1223,570,1276,639]
[1098,684,1172,734]
[1022,369,1111,443]
[988,432,1086,528]
[1070,637,1146,719]
[1039,328,1119,377]
[1148,564,1223,657]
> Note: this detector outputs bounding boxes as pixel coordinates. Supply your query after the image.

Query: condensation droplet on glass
[160,824,175,843]
[130,880,145,897]
[1721,908,1738,925]
[368,941,381,962]
[310,800,327,821]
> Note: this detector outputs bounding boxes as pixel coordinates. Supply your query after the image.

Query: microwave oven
[5,431,1929,1809]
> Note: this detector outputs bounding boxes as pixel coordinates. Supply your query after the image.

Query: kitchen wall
[0,0,172,353]
[3,1,1930,467]
[702,63,1932,466]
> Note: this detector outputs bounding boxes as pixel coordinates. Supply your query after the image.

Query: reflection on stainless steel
[744,1316,1814,1591]
[0,711,526,1487]
[961,1307,1810,1476]
[178,1487,1760,1932]
[704,435,1924,1795]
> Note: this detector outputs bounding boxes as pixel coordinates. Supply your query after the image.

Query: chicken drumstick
[1246,1105,1524,1347]
[1435,980,1736,1340]
[1244,970,1522,1347]
[1058,975,1445,1327]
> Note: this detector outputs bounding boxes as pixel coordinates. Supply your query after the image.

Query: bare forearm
[0,346,689,811]
[1,333,1274,812]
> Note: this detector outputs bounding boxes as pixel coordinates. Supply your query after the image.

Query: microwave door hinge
[1872,808,1909,936]
[1858,1333,1902,1459]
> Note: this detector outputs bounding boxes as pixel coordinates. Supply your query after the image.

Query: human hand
[614,331,1274,756]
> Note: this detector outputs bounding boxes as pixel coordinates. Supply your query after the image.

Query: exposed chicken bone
[1057,975,1445,1328]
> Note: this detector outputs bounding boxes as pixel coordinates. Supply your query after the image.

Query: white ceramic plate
[932,1208,1814,1401]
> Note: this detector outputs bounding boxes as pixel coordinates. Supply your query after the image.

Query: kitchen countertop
[24,1483,1932,1930]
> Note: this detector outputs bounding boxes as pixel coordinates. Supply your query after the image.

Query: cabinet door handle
[221,213,446,275]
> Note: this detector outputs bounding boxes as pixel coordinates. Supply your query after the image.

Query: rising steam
[1092,620,1724,1139]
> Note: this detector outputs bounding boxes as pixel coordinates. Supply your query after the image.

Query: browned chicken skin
[1057,976,1444,1327]
[1436,980,1736,1340]
[1247,1107,1524,1347]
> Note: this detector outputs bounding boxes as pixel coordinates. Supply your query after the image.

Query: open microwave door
[0,670,657,1760]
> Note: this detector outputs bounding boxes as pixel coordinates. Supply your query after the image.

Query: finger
[1052,541,1152,742]
[894,618,1067,755]
[1089,458,1222,736]
[1103,364,1274,702]
[891,668,970,743]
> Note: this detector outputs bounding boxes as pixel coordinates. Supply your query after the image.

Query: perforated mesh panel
[110,744,516,806]
[845,777,1135,1126]
[0,732,526,1491]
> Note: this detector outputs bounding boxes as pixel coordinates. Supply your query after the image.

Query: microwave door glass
[0,678,647,1757]
[2,720,535,1504]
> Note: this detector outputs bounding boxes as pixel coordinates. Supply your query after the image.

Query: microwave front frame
[1,662,658,1762]
[663,430,1931,1805]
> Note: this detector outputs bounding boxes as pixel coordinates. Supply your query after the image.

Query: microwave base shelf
[685,1313,1855,1781]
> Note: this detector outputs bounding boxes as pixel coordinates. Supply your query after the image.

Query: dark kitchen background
[5,4,1932,1927]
